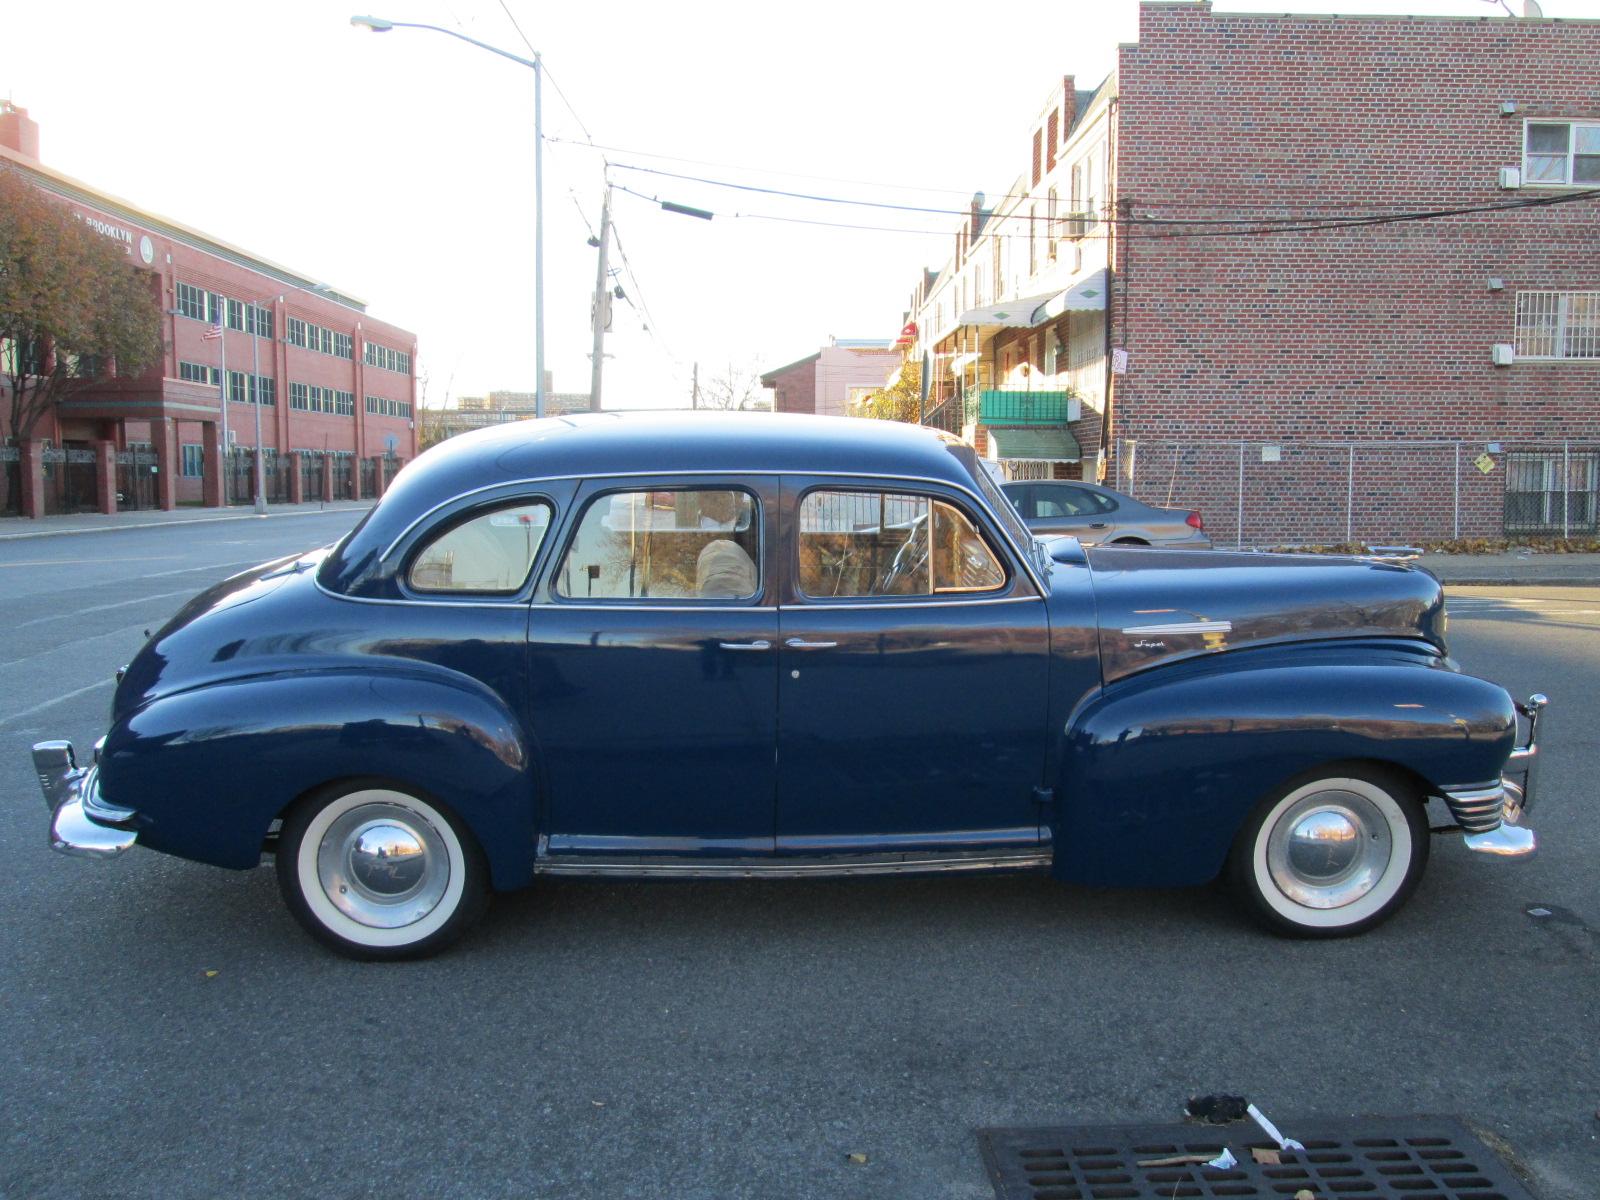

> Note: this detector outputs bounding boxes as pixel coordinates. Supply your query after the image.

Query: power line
[494,0,595,144]
[612,180,1600,244]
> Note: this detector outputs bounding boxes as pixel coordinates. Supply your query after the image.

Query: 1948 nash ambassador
[34,413,1547,958]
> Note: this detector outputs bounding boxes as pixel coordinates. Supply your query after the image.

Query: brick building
[904,2,1600,544]
[1,103,418,517]
[762,338,900,416]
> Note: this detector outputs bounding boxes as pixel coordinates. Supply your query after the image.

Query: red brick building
[907,3,1600,544]
[1,103,418,517]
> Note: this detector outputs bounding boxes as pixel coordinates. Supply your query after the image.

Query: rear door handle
[1088,523,1109,529]
[785,638,838,650]
[718,640,771,651]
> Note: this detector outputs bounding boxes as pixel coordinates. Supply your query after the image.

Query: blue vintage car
[33,413,1546,958]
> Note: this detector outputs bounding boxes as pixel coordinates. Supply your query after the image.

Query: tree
[698,360,772,411]
[0,166,164,443]
[851,359,922,424]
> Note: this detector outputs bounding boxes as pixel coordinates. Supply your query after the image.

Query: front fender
[1054,647,1516,887]
[99,668,536,890]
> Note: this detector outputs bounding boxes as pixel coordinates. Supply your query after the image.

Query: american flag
[201,320,223,341]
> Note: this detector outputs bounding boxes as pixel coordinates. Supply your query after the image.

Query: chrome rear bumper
[1439,693,1547,861]
[32,740,138,859]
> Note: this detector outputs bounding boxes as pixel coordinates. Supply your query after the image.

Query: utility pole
[588,184,612,413]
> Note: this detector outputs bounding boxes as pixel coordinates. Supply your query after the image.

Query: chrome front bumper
[32,740,139,859]
[1440,693,1547,860]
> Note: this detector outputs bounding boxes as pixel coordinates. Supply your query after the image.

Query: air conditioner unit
[1498,166,1522,190]
[226,429,237,445]
[1491,343,1516,366]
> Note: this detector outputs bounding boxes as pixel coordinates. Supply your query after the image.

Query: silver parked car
[1001,479,1212,548]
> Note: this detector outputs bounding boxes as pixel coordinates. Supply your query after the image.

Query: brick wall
[1111,1,1600,540]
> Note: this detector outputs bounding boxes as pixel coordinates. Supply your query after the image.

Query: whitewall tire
[1228,769,1428,937]
[276,782,489,960]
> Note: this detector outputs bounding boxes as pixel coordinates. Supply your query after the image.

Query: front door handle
[718,640,771,651]
[1088,522,1109,529]
[785,638,838,650]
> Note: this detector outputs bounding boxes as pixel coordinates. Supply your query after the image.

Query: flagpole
[217,297,230,504]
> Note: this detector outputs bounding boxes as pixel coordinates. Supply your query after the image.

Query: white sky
[3,0,1592,409]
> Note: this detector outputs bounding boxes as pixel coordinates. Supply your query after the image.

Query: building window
[364,341,412,375]
[226,299,245,331]
[176,282,221,323]
[255,376,276,406]
[228,370,248,404]
[181,444,205,477]
[1505,450,1599,534]
[1515,291,1600,360]
[1524,121,1600,187]
[285,317,351,359]
[1069,164,1085,238]
[290,382,309,411]
[365,395,413,418]
[247,304,274,340]
[178,361,222,386]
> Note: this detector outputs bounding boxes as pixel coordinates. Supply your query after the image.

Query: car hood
[1085,547,1447,683]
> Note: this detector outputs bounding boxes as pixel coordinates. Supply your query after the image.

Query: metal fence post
[1453,442,1461,540]
[1346,444,1355,545]
[1236,441,1245,550]
[1559,438,1570,539]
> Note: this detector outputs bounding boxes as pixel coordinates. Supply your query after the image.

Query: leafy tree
[851,359,921,423]
[0,166,164,443]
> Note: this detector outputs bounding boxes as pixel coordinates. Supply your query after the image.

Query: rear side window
[555,488,760,601]
[408,502,552,594]
[798,490,1006,598]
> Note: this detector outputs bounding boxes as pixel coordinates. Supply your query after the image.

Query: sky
[3,0,1594,409]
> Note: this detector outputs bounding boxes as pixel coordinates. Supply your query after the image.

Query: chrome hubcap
[317,803,450,928]
[1266,789,1392,909]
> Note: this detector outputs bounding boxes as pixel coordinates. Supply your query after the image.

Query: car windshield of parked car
[555,488,759,601]
[798,490,1006,597]
[408,501,552,593]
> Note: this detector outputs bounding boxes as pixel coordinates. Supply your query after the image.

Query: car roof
[322,411,989,595]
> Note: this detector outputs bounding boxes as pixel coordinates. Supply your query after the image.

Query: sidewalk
[0,499,373,541]
[1417,551,1600,586]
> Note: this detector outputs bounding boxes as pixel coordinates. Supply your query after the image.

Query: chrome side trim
[1463,812,1537,859]
[534,848,1052,879]
[1121,620,1233,636]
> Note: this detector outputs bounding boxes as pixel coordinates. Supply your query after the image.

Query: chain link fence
[1113,438,1600,548]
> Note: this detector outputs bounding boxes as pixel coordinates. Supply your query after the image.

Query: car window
[555,488,759,601]
[408,501,552,594]
[1001,484,1035,520]
[798,490,1006,598]
[1038,485,1116,518]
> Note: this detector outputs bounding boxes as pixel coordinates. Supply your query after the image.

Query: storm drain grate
[977,1116,1536,1200]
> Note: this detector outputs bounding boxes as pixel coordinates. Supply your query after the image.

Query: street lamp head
[350,15,394,32]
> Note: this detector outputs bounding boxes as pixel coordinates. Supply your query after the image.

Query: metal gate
[0,446,19,516]
[360,457,378,500]
[331,454,354,500]
[43,446,98,515]
[382,454,402,489]
[299,452,323,502]
[115,449,158,511]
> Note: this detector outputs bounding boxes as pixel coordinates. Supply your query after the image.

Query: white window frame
[1514,290,1600,360]
[1523,120,1600,188]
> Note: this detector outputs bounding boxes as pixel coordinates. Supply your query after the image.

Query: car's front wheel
[276,781,489,960]
[1228,768,1428,937]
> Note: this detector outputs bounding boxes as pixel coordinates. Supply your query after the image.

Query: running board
[533,847,1052,880]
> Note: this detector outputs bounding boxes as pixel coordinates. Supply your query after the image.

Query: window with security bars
[1524,121,1600,186]
[1504,450,1599,535]
[1515,292,1600,360]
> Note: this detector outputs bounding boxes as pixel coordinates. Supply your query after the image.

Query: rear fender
[1054,653,1515,887]
[99,668,535,890]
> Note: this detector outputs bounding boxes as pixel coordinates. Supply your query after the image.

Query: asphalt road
[2,520,1596,1200]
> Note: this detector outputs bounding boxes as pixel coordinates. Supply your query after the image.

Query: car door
[1029,484,1116,541]
[527,476,779,859]
[775,477,1051,857]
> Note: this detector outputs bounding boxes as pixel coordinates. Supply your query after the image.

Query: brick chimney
[1061,76,1077,136]
[0,102,40,160]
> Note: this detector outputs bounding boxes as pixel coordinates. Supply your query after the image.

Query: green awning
[986,426,1081,463]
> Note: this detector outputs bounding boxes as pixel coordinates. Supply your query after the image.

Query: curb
[0,505,370,542]
[1437,576,1600,587]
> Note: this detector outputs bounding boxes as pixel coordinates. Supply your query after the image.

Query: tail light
[1186,511,1205,531]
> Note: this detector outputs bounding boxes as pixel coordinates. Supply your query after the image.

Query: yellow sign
[1474,453,1495,475]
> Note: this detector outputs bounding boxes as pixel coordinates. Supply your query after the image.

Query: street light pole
[351,15,545,418]
[246,293,283,515]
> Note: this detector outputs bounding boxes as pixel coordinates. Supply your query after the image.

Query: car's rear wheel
[1228,768,1428,937]
[276,781,489,960]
